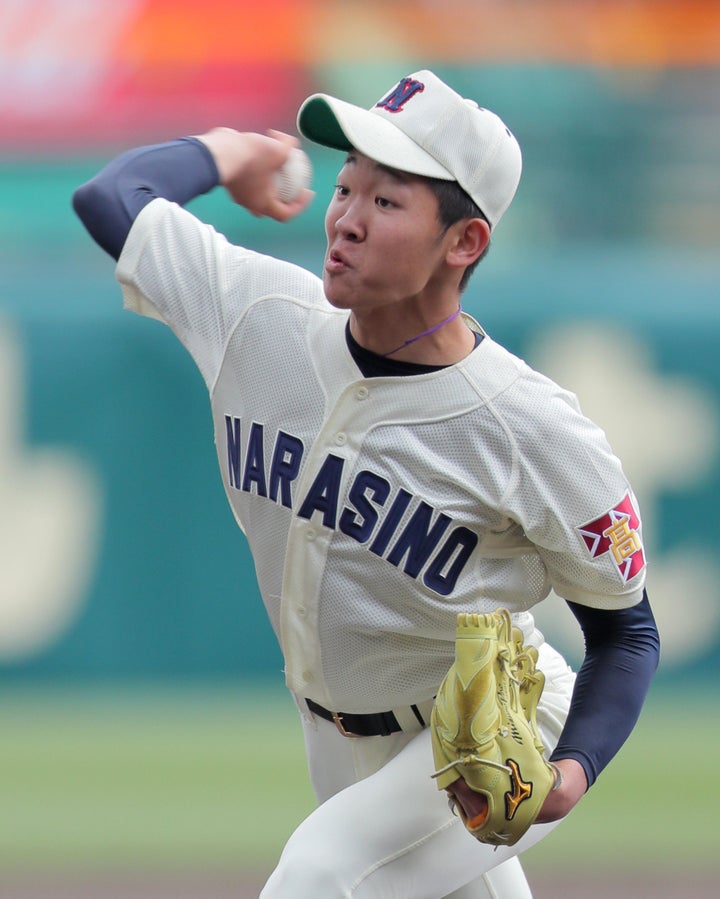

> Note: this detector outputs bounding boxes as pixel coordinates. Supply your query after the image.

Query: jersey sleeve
[115,198,323,389]
[500,366,647,610]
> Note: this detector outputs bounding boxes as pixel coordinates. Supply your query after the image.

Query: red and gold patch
[578,494,645,583]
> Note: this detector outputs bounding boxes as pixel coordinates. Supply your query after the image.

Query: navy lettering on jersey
[424,527,478,596]
[241,421,267,497]
[369,489,413,556]
[297,454,345,529]
[376,76,425,113]
[225,415,242,489]
[223,417,479,595]
[386,502,452,578]
[269,431,304,508]
[339,471,391,542]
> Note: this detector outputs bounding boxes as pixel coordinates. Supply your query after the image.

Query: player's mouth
[325,249,352,274]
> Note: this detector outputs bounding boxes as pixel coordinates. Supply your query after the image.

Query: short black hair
[426,178,490,292]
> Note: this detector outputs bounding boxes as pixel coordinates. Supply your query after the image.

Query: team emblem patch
[376,76,425,113]
[578,494,646,583]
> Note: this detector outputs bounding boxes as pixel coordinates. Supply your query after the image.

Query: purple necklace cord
[381,305,463,358]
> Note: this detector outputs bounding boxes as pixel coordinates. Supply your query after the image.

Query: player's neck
[349,306,475,366]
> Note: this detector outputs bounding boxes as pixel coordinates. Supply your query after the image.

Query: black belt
[305,697,429,738]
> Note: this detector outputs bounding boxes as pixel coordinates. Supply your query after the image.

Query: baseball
[273,147,312,203]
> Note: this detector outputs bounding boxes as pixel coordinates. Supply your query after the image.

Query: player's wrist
[551,758,588,790]
[549,762,563,791]
[194,128,252,186]
[537,759,588,823]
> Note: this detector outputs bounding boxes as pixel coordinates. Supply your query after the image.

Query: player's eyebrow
[344,151,414,184]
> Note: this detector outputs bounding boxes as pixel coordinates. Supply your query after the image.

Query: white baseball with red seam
[273,147,312,203]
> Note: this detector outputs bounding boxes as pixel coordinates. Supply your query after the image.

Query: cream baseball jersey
[117,198,646,713]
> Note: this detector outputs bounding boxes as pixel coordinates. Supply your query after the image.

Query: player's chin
[322,274,355,310]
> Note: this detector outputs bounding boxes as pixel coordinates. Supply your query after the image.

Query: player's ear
[445,218,490,270]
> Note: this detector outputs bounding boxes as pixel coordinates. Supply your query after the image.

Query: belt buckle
[331,710,362,738]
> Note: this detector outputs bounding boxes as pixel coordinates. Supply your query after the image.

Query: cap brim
[297,93,454,181]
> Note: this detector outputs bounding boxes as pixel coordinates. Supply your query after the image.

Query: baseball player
[73,70,660,897]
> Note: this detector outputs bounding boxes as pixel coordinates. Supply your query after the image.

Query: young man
[73,70,659,898]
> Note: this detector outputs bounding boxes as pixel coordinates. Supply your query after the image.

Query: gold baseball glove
[431,609,555,846]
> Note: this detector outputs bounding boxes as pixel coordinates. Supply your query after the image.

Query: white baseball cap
[297,70,522,229]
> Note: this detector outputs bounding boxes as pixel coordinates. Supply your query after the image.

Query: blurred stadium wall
[1,0,719,686]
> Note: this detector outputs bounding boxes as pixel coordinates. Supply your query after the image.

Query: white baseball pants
[261,642,575,898]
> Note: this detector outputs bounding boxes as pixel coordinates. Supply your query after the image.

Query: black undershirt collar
[345,321,484,378]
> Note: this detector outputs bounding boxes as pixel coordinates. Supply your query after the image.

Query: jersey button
[306,528,316,541]
[334,432,347,446]
[356,386,369,400]
[296,605,307,618]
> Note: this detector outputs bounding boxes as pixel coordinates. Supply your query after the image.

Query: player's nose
[332,201,366,243]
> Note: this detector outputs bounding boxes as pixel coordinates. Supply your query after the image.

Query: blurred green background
[1,1,719,894]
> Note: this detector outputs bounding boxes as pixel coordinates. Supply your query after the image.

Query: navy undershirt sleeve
[550,590,660,787]
[72,137,219,261]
